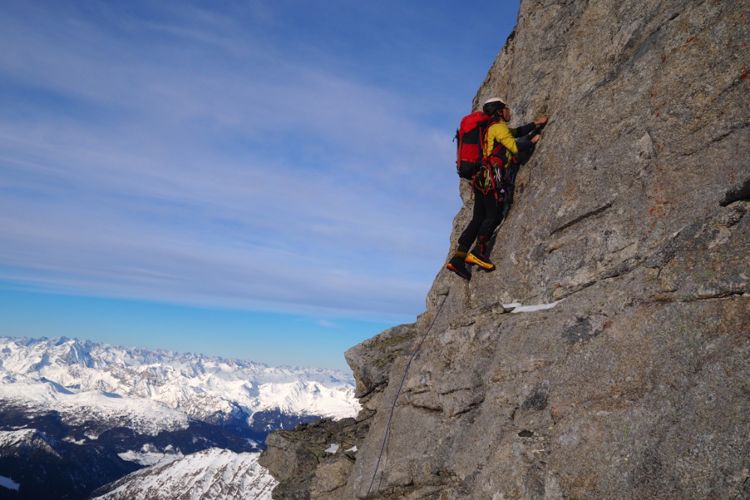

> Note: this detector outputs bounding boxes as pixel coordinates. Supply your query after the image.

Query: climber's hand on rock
[531,134,542,144]
[534,116,548,126]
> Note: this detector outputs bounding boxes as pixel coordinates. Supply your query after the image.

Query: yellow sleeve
[484,122,518,157]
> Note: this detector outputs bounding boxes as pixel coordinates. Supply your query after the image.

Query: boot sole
[446,263,471,280]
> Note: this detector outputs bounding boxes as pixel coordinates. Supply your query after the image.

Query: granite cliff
[260,0,750,497]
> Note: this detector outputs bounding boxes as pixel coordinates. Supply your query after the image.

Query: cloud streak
[0,1,471,322]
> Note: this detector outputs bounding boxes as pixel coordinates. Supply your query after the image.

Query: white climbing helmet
[483,97,507,107]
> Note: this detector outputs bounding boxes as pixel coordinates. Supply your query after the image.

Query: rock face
[260,0,750,498]
[258,416,369,499]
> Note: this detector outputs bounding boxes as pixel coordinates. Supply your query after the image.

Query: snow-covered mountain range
[0,336,358,433]
[92,448,276,500]
[0,336,358,499]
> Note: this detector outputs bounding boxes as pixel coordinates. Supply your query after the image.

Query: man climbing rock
[447,97,547,280]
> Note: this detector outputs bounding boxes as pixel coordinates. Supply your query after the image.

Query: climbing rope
[365,291,450,498]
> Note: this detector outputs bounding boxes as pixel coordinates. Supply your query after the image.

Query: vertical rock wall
[261,0,750,498]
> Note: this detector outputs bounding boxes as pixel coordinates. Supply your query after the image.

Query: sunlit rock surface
[260,0,750,498]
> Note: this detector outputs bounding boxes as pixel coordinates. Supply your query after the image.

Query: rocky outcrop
[258,416,370,499]
[260,0,750,498]
[258,324,417,499]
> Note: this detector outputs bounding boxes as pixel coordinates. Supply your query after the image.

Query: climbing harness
[365,291,450,497]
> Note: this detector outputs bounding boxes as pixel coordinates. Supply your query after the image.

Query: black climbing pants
[500,163,520,221]
[457,187,503,253]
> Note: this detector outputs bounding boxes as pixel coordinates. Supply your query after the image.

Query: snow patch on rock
[324,443,339,454]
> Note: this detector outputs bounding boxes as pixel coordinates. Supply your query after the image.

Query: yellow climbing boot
[447,252,471,280]
[465,251,495,271]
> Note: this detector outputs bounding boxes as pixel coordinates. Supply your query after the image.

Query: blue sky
[0,0,519,370]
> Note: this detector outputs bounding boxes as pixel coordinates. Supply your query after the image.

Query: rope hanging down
[365,292,449,498]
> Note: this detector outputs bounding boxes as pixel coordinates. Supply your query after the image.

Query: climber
[446,97,547,280]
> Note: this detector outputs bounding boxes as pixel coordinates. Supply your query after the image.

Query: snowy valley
[0,336,358,499]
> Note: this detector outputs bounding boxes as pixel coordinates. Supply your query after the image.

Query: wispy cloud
[0,1,466,322]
